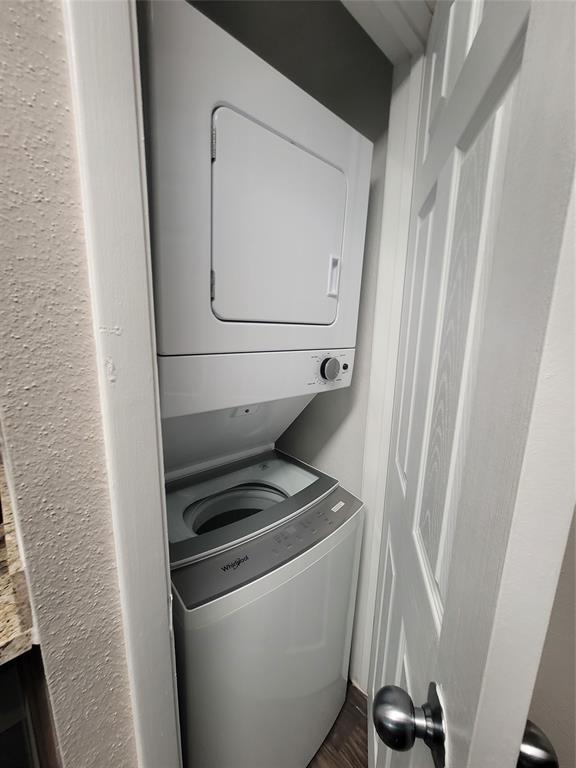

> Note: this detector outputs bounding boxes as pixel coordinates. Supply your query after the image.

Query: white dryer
[142,1,373,475]
[144,1,372,356]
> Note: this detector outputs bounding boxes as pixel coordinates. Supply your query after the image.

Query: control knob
[320,357,341,381]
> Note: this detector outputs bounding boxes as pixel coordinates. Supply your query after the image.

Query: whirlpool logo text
[221,554,249,573]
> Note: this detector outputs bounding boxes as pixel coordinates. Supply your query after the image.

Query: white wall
[529,512,575,767]
[278,134,388,689]
[0,2,138,766]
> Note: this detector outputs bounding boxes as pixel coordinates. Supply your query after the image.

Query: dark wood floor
[308,684,368,768]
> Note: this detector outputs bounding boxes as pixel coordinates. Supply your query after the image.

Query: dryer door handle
[327,255,341,298]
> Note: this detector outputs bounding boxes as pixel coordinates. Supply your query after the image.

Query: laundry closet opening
[137,2,394,765]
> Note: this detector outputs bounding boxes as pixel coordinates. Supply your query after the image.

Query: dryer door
[212,107,346,325]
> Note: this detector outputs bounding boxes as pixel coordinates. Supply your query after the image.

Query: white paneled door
[369,2,574,767]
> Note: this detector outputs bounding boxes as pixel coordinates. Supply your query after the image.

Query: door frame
[63,2,181,767]
[63,0,425,765]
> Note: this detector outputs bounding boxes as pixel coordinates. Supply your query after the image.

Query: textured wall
[0,2,138,766]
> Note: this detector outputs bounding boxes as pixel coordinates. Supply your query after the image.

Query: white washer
[168,451,363,768]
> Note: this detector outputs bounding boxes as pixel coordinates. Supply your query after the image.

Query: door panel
[443,0,484,102]
[416,102,507,603]
[369,1,574,766]
[395,185,437,489]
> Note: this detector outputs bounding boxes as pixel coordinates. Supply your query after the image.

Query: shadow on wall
[278,136,388,496]
[192,0,393,142]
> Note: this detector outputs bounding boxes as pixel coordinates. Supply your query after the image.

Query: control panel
[159,348,356,418]
[307,350,354,389]
[171,486,363,610]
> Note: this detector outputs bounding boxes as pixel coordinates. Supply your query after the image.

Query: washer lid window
[211,106,347,325]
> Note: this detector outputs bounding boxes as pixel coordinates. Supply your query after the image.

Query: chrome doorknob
[372,682,445,768]
[517,720,559,768]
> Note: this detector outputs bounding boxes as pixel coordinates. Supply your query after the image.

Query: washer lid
[211,106,347,325]
[167,450,338,567]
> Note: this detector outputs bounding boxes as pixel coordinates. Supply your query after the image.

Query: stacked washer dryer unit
[142,3,373,767]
